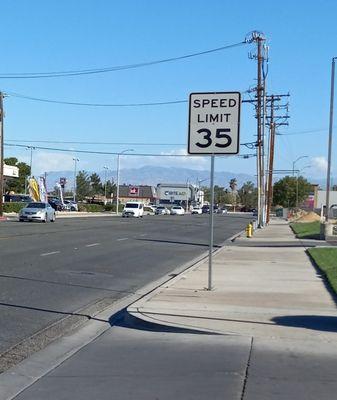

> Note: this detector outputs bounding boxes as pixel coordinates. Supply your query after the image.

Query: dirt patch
[295,211,321,223]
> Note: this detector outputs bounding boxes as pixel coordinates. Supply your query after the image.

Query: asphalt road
[0,213,251,358]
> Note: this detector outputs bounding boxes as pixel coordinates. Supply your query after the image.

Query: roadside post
[188,92,241,290]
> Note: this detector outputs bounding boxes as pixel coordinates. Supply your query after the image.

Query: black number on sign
[215,128,232,148]
[196,128,212,148]
[195,128,232,148]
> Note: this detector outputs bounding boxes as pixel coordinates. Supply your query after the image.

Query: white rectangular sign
[188,92,241,155]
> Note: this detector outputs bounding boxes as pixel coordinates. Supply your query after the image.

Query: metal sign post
[188,92,241,290]
[208,154,215,290]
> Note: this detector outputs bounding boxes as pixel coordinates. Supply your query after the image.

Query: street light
[292,156,308,176]
[72,158,79,202]
[103,166,109,205]
[116,149,134,215]
[326,57,336,221]
[296,165,311,208]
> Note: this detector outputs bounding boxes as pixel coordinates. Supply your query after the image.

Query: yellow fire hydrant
[246,222,253,238]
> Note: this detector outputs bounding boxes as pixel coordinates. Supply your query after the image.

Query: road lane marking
[117,238,128,241]
[40,251,61,257]
[139,234,147,237]
[85,243,100,247]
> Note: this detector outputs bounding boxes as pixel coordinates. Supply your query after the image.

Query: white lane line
[85,243,100,247]
[139,234,147,237]
[40,251,60,257]
[117,238,128,241]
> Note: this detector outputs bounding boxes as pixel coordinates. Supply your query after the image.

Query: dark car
[202,205,210,214]
[4,194,33,203]
[48,199,64,211]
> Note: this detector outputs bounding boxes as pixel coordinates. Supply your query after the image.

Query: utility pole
[325,57,336,222]
[248,31,266,228]
[0,92,4,218]
[266,95,275,223]
[265,93,290,222]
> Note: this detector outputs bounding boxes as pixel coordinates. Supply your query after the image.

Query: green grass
[308,248,337,294]
[290,221,321,239]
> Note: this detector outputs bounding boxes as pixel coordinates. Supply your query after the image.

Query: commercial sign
[188,92,241,155]
[129,186,139,196]
[158,186,188,201]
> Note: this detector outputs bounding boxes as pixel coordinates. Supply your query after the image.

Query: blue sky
[2,0,337,184]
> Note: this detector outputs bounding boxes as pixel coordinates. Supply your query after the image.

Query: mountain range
[44,165,333,192]
[44,166,255,191]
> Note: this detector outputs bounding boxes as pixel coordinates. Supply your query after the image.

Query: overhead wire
[5,140,184,146]
[4,142,255,157]
[5,91,187,107]
[0,41,248,79]
[5,90,254,108]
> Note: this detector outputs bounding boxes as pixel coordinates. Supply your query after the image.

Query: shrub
[78,204,104,212]
[104,203,124,212]
[4,202,27,213]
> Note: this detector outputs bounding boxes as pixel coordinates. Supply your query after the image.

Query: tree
[90,173,103,195]
[238,181,257,209]
[273,175,311,208]
[76,171,91,201]
[105,179,116,199]
[4,157,30,194]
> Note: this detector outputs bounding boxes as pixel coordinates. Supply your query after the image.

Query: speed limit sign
[188,92,241,154]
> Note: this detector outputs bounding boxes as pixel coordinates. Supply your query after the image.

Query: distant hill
[44,166,255,191]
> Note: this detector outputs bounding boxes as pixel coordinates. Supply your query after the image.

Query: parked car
[48,199,64,211]
[170,206,185,216]
[19,202,56,223]
[144,205,156,215]
[202,205,210,214]
[217,207,228,214]
[155,206,170,215]
[122,202,144,218]
[4,194,33,203]
[63,200,78,211]
[191,206,202,215]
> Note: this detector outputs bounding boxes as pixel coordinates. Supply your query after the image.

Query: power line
[6,140,184,146]
[278,128,328,136]
[0,41,248,79]
[6,91,187,107]
[4,142,256,158]
[4,142,202,157]
[5,90,253,108]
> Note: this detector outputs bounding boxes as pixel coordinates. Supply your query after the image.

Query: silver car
[19,202,56,223]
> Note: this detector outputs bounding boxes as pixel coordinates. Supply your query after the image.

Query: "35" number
[196,128,232,148]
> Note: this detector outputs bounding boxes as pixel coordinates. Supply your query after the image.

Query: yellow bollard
[246,222,253,238]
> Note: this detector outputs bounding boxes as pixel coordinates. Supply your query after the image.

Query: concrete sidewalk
[2,219,337,400]
[128,219,337,340]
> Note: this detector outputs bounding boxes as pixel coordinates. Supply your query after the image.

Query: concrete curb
[127,242,234,334]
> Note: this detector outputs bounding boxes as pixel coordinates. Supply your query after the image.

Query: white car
[63,200,78,211]
[170,206,185,216]
[155,206,170,215]
[144,205,156,215]
[191,207,202,215]
[122,202,144,218]
[19,202,56,222]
